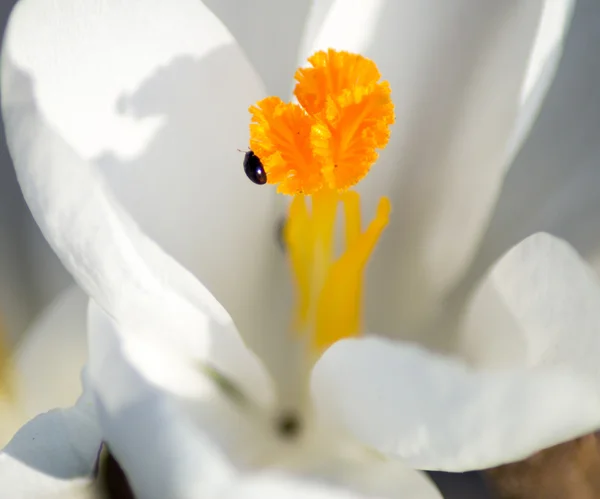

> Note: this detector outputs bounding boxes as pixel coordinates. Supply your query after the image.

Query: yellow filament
[285,190,390,352]
[286,195,313,327]
[342,191,361,248]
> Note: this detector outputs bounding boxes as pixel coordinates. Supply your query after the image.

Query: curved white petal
[13,286,87,419]
[461,233,600,385]
[220,467,441,499]
[2,0,291,373]
[0,129,69,338]
[465,0,600,280]
[312,336,600,471]
[304,0,573,345]
[89,302,441,499]
[87,301,257,499]
[22,218,74,319]
[0,375,101,499]
[202,0,312,97]
[0,286,86,448]
[508,0,575,162]
[302,459,441,499]
[2,59,271,405]
[220,475,363,499]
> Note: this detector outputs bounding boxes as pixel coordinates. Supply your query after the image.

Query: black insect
[243,149,267,185]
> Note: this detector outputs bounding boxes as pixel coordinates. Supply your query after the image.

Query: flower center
[276,409,303,439]
[248,49,394,353]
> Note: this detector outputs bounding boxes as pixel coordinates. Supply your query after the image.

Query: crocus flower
[2,1,600,498]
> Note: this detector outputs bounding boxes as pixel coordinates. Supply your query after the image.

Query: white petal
[87,301,275,499]
[2,53,272,403]
[303,459,441,499]
[0,123,69,337]
[0,374,101,499]
[304,1,573,345]
[13,286,87,419]
[508,0,575,161]
[220,474,362,499]
[220,466,441,499]
[312,336,600,471]
[2,0,291,376]
[22,218,74,319]
[300,0,386,56]
[461,233,600,385]
[4,0,250,159]
[466,0,600,279]
[0,286,87,448]
[0,285,87,447]
[88,302,441,499]
[203,0,312,97]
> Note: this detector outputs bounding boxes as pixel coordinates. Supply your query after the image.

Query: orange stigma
[249,49,395,195]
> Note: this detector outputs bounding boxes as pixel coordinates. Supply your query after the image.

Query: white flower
[2,0,600,498]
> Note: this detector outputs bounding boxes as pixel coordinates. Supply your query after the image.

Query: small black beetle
[243,150,267,185]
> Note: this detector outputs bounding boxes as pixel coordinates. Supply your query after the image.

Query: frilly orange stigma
[248,49,395,195]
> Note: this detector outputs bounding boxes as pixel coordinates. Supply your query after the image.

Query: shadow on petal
[96,47,297,389]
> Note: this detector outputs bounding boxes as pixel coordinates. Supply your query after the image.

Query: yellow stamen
[285,190,390,352]
[315,196,390,349]
[248,49,394,353]
[285,195,313,327]
[343,191,361,248]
